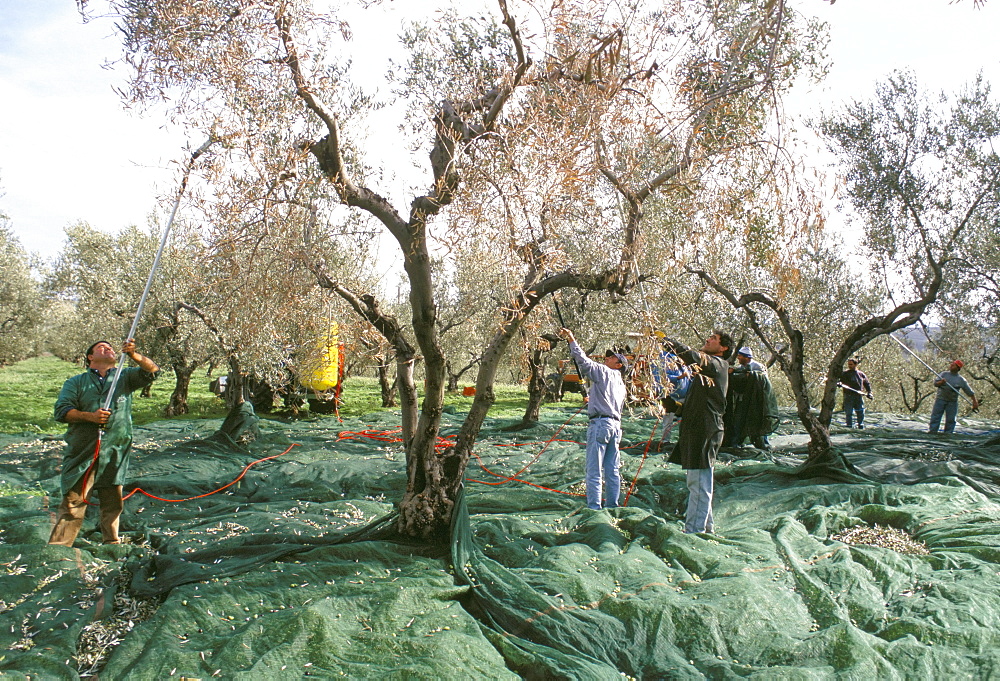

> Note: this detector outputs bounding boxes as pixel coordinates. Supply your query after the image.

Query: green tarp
[1,405,999,678]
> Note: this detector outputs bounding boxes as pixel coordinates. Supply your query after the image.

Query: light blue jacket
[569,342,626,419]
[935,371,974,403]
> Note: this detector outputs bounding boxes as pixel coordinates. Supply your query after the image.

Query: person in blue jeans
[559,328,628,510]
[839,357,872,428]
[661,330,733,534]
[928,359,979,433]
[656,351,690,448]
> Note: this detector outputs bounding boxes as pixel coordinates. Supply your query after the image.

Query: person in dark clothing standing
[661,330,732,534]
[724,346,774,450]
[838,357,872,429]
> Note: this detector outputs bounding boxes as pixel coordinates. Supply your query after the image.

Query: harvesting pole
[887,333,976,409]
[101,136,215,412]
[81,137,216,494]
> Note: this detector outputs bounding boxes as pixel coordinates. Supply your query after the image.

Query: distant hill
[896,325,939,351]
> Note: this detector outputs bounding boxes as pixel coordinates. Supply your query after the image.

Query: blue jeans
[684,467,714,533]
[928,399,958,433]
[586,417,622,510]
[843,392,865,428]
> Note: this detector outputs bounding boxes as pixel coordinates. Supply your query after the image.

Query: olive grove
[80,0,826,537]
[676,72,1000,471]
[0,213,44,366]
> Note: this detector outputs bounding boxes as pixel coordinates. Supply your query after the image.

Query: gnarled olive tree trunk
[165,364,194,416]
[689,261,947,475]
[377,359,397,407]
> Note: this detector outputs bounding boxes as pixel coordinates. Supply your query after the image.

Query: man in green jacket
[48,339,159,547]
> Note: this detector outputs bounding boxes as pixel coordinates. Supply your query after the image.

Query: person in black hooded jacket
[661,330,733,534]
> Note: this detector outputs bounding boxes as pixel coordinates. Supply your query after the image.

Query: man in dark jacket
[48,339,159,547]
[662,330,732,534]
[838,357,872,429]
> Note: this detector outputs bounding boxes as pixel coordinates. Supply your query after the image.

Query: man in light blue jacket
[928,359,979,433]
[559,328,628,510]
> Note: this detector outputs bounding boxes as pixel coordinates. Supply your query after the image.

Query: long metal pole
[101,137,214,412]
[887,333,975,407]
[552,295,584,381]
[80,137,214,495]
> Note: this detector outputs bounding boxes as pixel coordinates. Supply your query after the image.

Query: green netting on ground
[1,404,999,679]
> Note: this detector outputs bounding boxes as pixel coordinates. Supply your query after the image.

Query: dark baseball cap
[85,340,114,357]
[606,349,630,371]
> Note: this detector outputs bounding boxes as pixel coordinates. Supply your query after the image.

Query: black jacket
[669,348,729,469]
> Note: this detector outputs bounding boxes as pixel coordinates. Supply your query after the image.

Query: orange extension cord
[79,409,660,507]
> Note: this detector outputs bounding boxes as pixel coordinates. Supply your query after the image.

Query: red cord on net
[122,444,301,502]
[335,427,458,449]
[335,423,588,497]
[468,459,587,497]
[466,406,584,486]
[79,423,439,508]
[469,408,660,506]
[336,417,590,497]
[80,443,301,505]
[622,416,661,505]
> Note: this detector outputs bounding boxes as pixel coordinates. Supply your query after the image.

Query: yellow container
[300,323,340,391]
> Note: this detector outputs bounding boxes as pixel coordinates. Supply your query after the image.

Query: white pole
[101,137,215,411]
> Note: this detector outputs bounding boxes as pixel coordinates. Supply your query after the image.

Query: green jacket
[54,367,159,495]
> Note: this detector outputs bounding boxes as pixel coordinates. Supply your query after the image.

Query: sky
[1,0,999,262]
[0,0,181,259]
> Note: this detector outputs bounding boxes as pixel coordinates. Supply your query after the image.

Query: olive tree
[88,0,821,537]
[45,222,163,356]
[0,218,44,365]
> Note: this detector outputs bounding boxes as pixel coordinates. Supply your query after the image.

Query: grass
[0,355,228,435]
[0,356,82,435]
[0,483,46,498]
[0,356,580,434]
